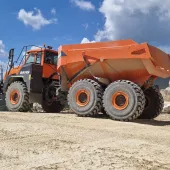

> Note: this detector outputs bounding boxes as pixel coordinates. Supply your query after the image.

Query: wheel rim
[112,91,129,110]
[76,89,90,107]
[10,89,20,105]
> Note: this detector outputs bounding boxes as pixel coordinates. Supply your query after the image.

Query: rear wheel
[139,86,164,119]
[103,80,145,121]
[5,81,30,112]
[68,79,103,117]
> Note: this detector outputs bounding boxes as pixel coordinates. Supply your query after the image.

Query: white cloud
[51,8,56,15]
[30,46,42,50]
[18,8,57,30]
[81,37,96,43]
[94,0,170,45]
[81,37,90,43]
[0,40,7,59]
[71,0,95,11]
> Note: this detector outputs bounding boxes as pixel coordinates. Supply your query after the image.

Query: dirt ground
[0,111,170,170]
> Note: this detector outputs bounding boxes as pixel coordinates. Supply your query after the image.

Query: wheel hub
[115,95,126,106]
[112,92,129,110]
[10,90,20,105]
[76,89,90,107]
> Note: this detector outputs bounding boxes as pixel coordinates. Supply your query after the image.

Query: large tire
[5,81,30,112]
[41,81,65,113]
[103,80,145,121]
[139,86,164,119]
[68,79,103,117]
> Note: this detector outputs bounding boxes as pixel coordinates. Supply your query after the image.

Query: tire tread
[5,81,30,112]
[68,79,103,117]
[103,80,145,121]
[139,86,164,119]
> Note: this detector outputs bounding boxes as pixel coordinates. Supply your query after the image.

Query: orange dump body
[57,39,170,86]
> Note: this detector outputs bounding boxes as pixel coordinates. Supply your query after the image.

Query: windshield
[25,53,35,64]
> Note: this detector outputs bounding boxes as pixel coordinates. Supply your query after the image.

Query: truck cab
[4,46,59,81]
[3,45,64,113]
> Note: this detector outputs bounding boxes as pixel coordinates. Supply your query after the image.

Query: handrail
[6,45,44,76]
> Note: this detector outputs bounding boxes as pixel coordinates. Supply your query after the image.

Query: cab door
[29,52,43,93]
[18,51,43,93]
[42,50,59,80]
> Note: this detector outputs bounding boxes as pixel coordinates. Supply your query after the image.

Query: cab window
[36,52,42,64]
[44,51,58,65]
[25,53,35,64]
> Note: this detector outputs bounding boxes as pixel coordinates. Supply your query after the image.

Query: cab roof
[28,48,58,54]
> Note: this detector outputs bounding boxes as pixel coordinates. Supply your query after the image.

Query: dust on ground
[0,111,170,170]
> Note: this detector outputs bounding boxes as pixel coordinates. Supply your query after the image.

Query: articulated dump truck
[2,39,170,121]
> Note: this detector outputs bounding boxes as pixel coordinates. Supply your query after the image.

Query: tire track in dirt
[0,112,169,170]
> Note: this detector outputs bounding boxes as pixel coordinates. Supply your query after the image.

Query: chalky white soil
[0,112,170,170]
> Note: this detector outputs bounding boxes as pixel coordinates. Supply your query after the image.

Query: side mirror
[9,49,14,60]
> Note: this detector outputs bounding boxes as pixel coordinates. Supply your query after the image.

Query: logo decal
[20,71,30,75]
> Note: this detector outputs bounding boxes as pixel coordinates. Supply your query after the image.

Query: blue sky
[1,0,170,64]
[0,0,103,60]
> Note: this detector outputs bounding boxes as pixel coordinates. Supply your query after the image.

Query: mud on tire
[103,80,145,121]
[5,81,30,112]
[68,79,103,117]
[139,86,164,119]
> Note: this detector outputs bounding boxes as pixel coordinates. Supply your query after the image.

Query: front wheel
[5,81,30,112]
